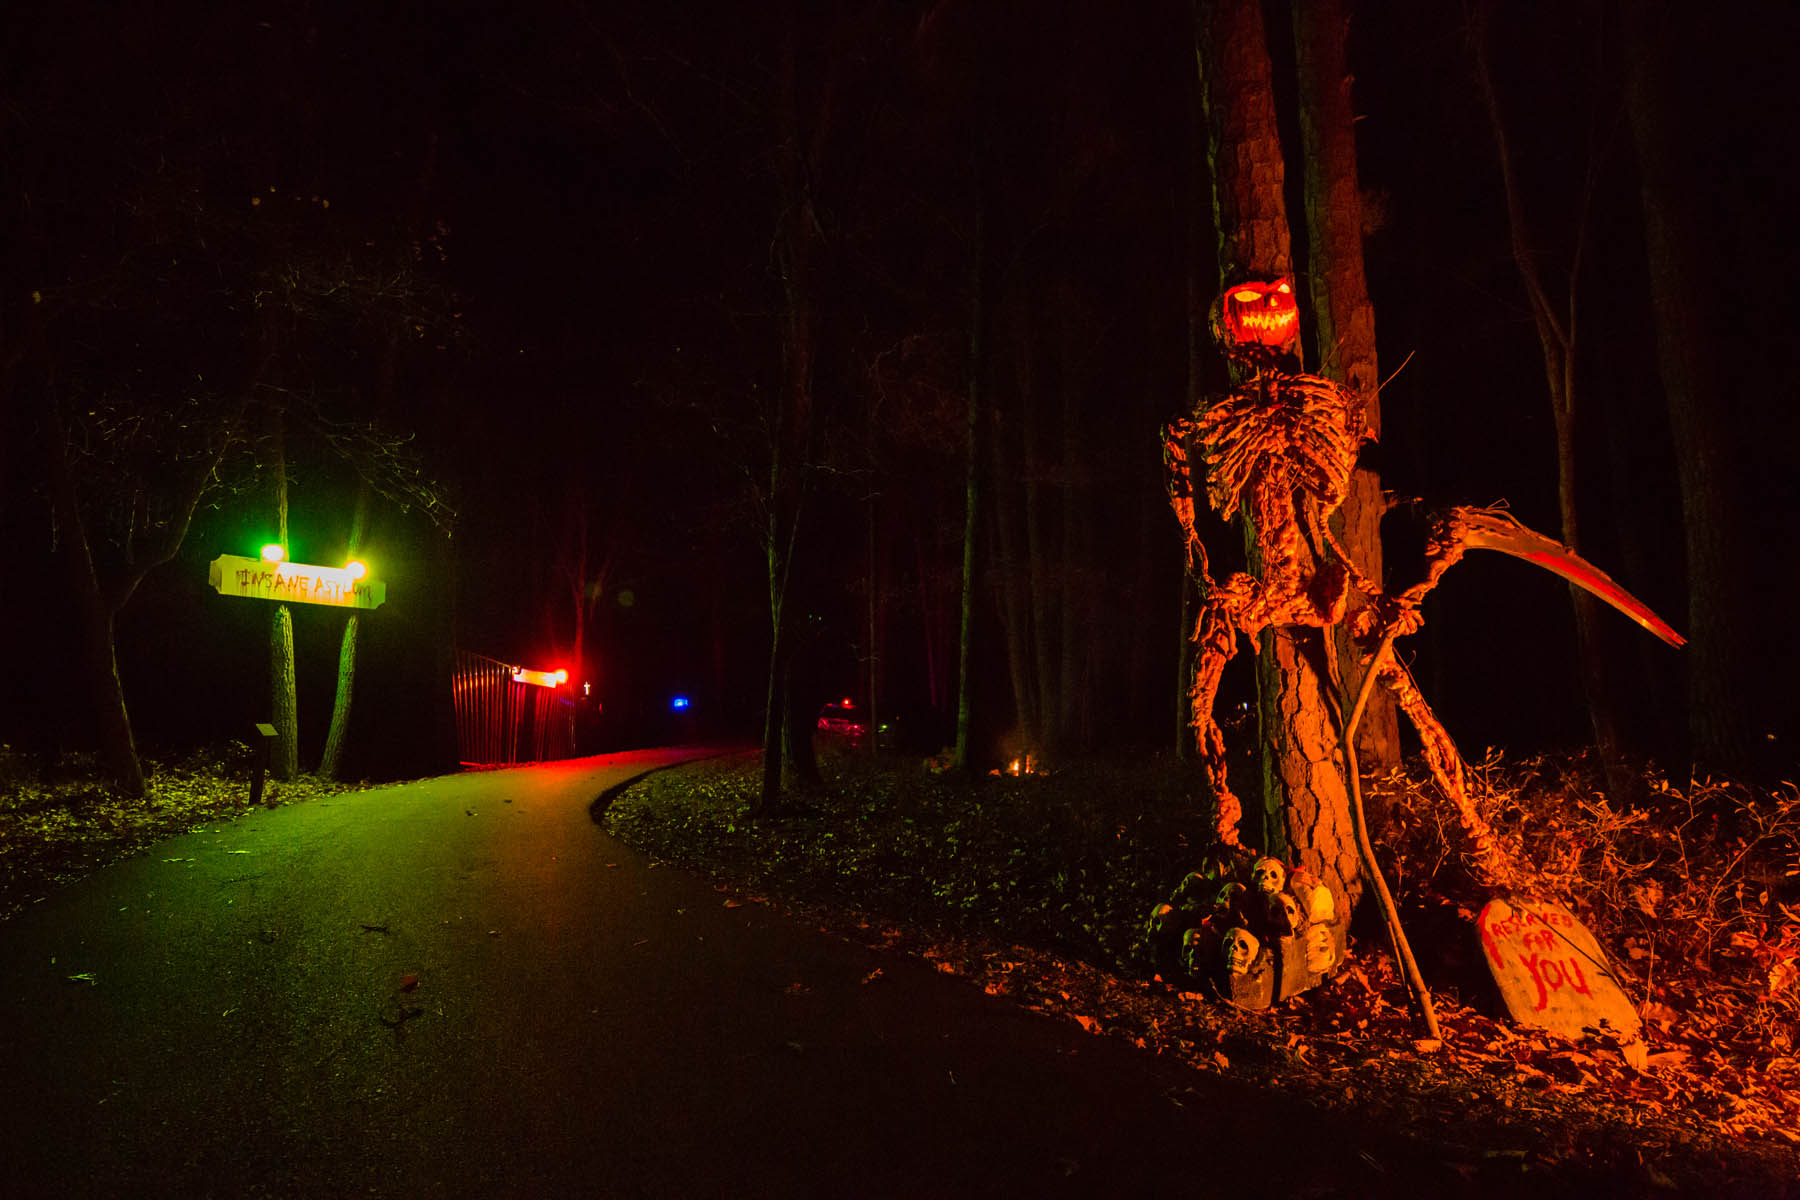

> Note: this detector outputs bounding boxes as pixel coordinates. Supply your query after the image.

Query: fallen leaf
[398,973,419,992]
[1213,1050,1230,1070]
[1073,1014,1099,1034]
[861,967,884,984]
[723,898,744,909]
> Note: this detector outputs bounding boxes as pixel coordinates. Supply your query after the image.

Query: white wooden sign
[208,555,386,610]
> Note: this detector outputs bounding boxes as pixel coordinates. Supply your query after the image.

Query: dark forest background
[2,0,1794,784]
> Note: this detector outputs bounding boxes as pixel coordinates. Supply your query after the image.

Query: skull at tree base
[1265,890,1304,938]
[1145,902,1178,942]
[1250,857,1287,897]
[1304,924,1338,974]
[1303,884,1335,925]
[1220,926,1260,977]
[1181,927,1213,978]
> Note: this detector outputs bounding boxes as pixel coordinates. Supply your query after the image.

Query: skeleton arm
[1161,416,1211,581]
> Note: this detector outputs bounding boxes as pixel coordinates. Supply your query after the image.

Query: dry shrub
[1377,750,1800,1055]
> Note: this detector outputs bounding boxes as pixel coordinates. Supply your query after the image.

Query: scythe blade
[1454,509,1686,648]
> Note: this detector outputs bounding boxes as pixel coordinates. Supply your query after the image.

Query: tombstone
[1475,897,1641,1042]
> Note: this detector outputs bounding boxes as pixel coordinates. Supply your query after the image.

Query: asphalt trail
[1,748,1487,1197]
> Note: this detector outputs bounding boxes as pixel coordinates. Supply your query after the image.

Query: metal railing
[451,649,577,766]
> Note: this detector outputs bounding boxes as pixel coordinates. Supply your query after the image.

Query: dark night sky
[4,0,1797,776]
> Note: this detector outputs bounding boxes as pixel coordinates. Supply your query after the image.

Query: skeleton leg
[1378,656,1525,892]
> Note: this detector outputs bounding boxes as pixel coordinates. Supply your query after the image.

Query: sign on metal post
[208,555,387,610]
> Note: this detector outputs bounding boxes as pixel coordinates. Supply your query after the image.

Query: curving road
[1,748,1480,1197]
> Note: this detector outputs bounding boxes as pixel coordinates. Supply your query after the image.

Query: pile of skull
[1145,853,1344,1009]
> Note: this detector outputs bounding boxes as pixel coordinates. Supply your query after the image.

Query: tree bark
[1472,3,1635,802]
[757,5,820,815]
[1292,0,1399,774]
[267,403,299,781]
[318,485,370,781]
[1199,0,1359,903]
[955,194,995,774]
[35,364,244,797]
[1623,1,1754,777]
[42,402,145,797]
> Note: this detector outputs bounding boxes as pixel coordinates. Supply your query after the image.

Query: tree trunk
[269,602,299,779]
[1023,350,1056,757]
[1472,4,1634,802]
[38,389,147,796]
[991,436,1037,757]
[783,637,821,786]
[1199,0,1359,904]
[318,613,358,780]
[1056,287,1092,753]
[1292,0,1399,774]
[1623,1,1754,777]
[953,186,986,773]
[759,622,788,812]
[318,486,370,781]
[267,404,299,780]
[757,8,818,814]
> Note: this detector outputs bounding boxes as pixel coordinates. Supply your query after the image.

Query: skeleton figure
[1250,856,1286,897]
[1163,277,1685,892]
[1220,926,1260,977]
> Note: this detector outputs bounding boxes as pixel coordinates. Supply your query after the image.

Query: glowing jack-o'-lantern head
[1215,277,1299,357]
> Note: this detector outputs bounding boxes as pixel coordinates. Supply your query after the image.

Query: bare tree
[1195,0,1361,901]
[1292,0,1400,773]
[1471,1,1635,801]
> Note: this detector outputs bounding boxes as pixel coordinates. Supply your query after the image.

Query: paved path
[1,749,1480,1197]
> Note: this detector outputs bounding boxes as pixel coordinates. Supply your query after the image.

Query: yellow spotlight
[553,669,568,684]
[345,560,367,580]
[260,544,286,563]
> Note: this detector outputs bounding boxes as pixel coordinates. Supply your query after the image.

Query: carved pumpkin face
[1218,278,1298,352]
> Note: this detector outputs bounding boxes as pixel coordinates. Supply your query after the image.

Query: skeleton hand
[1352,593,1423,642]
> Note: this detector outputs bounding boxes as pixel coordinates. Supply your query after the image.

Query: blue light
[671,695,690,711]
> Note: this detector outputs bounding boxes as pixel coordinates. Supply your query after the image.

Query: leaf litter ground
[603,745,1799,1197]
